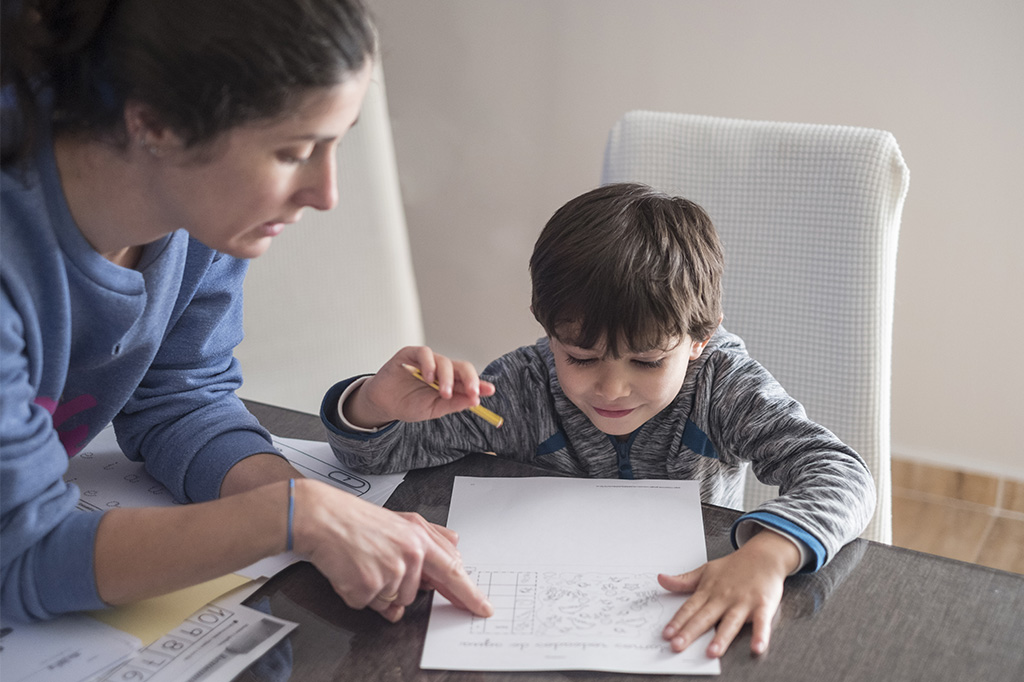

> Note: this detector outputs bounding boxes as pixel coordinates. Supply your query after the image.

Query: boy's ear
[688,336,709,361]
[688,317,722,360]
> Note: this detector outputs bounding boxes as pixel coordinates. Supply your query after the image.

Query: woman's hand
[658,528,801,657]
[292,478,493,622]
[343,346,495,429]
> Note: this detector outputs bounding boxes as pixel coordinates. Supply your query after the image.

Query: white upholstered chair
[602,111,909,544]
[235,61,424,416]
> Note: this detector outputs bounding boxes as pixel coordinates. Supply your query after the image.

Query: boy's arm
[322,375,473,474]
[321,345,549,474]
[342,346,495,429]
[657,342,875,658]
[705,349,876,569]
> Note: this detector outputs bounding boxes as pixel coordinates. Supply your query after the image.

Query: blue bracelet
[286,478,296,552]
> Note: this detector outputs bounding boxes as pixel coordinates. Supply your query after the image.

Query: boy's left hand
[658,528,801,658]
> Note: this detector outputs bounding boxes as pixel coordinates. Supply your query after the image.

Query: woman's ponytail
[1,0,118,165]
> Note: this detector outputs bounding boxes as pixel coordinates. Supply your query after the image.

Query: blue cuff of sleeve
[320,377,397,442]
[23,511,107,620]
[183,429,280,502]
[731,511,827,573]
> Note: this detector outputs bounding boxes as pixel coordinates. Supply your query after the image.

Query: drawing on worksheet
[467,567,668,638]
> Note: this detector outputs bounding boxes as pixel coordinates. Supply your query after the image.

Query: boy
[321,182,875,658]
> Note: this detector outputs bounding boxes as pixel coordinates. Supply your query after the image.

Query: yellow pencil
[401,363,504,428]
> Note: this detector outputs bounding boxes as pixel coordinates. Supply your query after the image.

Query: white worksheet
[421,477,720,675]
[64,426,405,578]
[0,429,403,682]
[66,426,403,511]
[93,602,295,682]
[0,614,140,682]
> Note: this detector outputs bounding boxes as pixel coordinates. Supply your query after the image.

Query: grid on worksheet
[469,570,537,635]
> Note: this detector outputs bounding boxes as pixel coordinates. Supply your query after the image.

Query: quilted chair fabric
[602,111,909,544]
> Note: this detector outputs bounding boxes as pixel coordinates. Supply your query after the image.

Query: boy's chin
[591,419,640,438]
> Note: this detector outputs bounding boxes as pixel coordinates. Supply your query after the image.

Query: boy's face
[549,333,710,437]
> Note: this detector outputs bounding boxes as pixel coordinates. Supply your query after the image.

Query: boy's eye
[565,355,598,367]
[632,359,665,369]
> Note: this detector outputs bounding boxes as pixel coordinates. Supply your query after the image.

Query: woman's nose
[295,150,338,211]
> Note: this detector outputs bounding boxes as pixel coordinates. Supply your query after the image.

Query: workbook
[421,476,720,675]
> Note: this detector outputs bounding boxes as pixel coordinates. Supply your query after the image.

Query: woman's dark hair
[530,182,724,357]
[1,0,376,165]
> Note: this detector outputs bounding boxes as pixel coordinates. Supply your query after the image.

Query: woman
[0,0,492,623]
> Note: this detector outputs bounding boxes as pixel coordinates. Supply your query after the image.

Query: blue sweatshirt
[1,123,275,621]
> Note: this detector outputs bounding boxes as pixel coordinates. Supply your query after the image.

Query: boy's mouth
[593,406,636,418]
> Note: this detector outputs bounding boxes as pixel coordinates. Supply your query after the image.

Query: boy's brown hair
[530,182,723,356]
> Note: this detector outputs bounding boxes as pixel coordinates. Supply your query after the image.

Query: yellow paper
[89,573,251,646]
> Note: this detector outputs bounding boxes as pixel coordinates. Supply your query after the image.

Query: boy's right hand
[343,346,496,429]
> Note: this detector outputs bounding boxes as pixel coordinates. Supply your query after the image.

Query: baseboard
[891,443,1024,483]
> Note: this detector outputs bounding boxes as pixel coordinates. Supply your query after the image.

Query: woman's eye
[565,355,597,367]
[277,149,314,164]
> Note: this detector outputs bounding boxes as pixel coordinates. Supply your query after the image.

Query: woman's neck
[53,133,167,268]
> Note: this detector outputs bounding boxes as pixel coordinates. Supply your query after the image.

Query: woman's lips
[593,406,636,418]
[259,222,285,237]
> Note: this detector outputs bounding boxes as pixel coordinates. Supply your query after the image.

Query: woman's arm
[93,479,289,605]
[93,453,298,606]
[94,473,494,621]
[219,452,299,497]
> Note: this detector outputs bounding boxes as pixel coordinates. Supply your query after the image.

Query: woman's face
[149,60,373,259]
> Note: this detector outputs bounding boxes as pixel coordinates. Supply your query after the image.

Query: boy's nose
[594,369,630,400]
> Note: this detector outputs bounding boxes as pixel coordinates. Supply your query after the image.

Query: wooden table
[241,401,1024,681]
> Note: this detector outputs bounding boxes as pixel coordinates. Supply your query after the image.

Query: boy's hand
[344,346,496,429]
[658,528,801,658]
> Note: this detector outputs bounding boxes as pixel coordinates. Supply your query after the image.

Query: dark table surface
[241,401,1024,682]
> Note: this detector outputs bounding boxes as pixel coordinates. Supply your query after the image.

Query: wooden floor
[891,458,1024,575]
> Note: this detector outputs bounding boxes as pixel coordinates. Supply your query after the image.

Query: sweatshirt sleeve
[701,348,876,570]
[322,345,556,474]
[1,290,108,621]
[113,244,279,504]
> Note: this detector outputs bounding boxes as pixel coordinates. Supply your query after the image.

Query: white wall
[236,62,423,416]
[359,0,1023,479]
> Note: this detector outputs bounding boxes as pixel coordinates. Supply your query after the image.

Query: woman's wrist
[286,478,296,552]
[238,479,296,559]
[220,452,299,498]
[286,477,323,557]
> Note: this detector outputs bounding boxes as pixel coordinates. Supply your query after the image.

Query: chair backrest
[602,111,909,544]
[235,61,424,416]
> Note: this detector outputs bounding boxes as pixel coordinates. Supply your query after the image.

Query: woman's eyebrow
[283,117,360,143]
[284,133,338,143]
